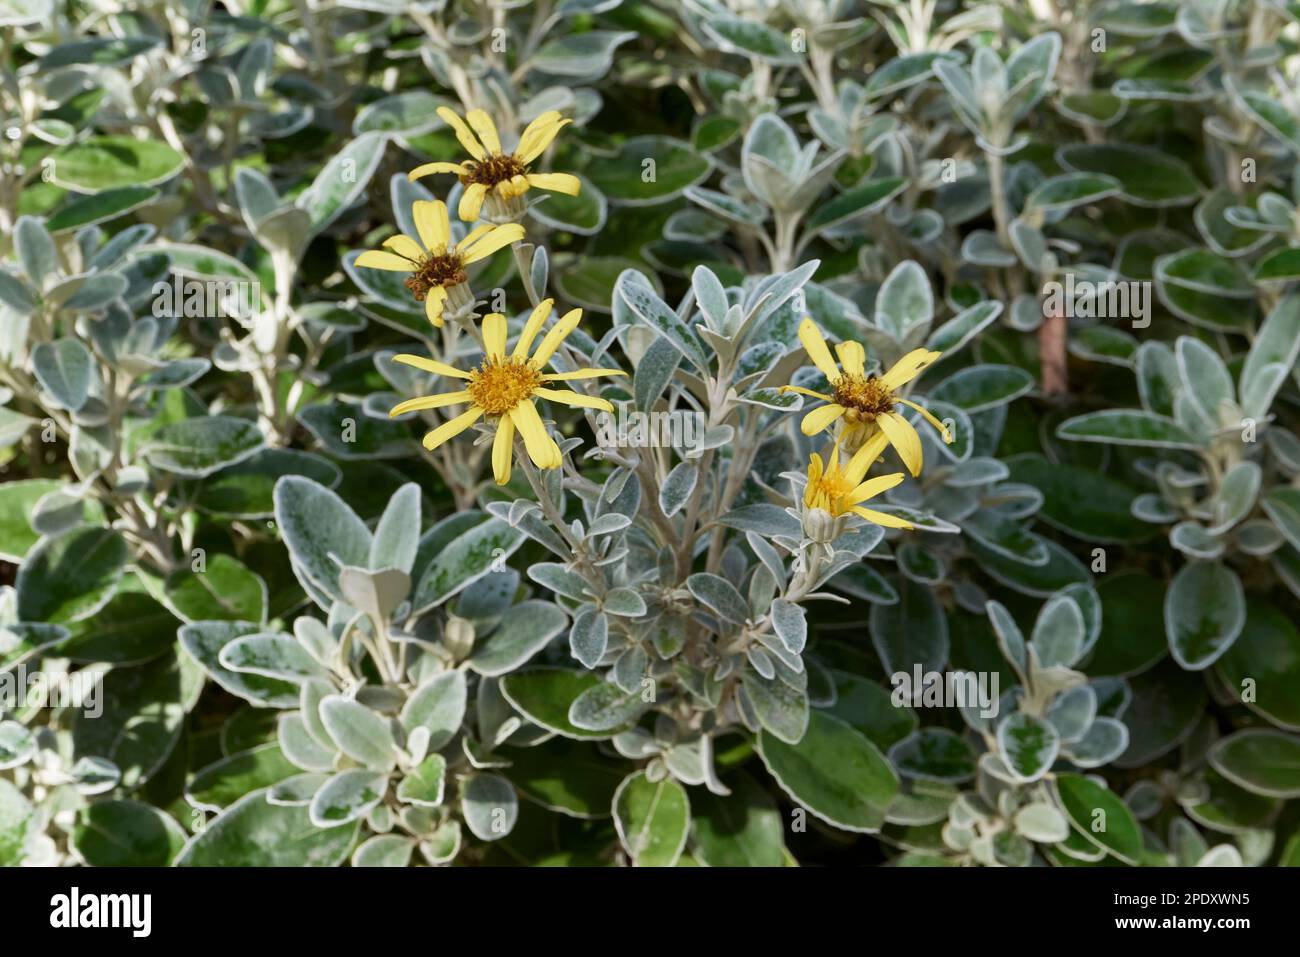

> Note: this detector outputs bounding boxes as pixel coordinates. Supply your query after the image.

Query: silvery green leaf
[235,167,279,229]
[1047,685,1097,743]
[308,770,387,827]
[1005,32,1061,120]
[177,791,357,866]
[587,513,631,538]
[986,600,1027,678]
[142,416,266,478]
[570,606,609,668]
[1175,336,1234,425]
[1240,294,1300,417]
[71,756,121,795]
[657,461,698,519]
[461,774,516,841]
[1165,561,1244,670]
[296,132,388,234]
[353,834,415,868]
[769,598,806,655]
[930,299,998,356]
[1066,717,1129,768]
[1031,594,1085,668]
[278,712,336,772]
[219,633,331,683]
[401,671,467,750]
[396,754,447,807]
[268,772,328,806]
[603,587,646,618]
[1055,408,1196,449]
[320,696,396,772]
[468,600,567,677]
[615,269,709,374]
[14,216,56,287]
[0,270,36,313]
[687,573,749,625]
[692,265,728,331]
[1208,461,1260,535]
[742,666,809,745]
[759,711,898,832]
[931,364,1035,413]
[569,679,649,732]
[180,620,299,708]
[533,29,635,76]
[369,482,421,573]
[703,16,802,66]
[411,516,525,613]
[31,338,93,411]
[633,336,681,412]
[996,712,1060,783]
[528,563,590,601]
[875,260,932,339]
[419,820,463,864]
[16,525,126,623]
[613,770,690,866]
[1013,802,1069,843]
[0,721,35,769]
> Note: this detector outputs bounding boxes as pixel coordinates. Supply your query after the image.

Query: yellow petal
[510,400,561,469]
[881,348,942,391]
[515,111,570,164]
[533,387,613,412]
[412,200,450,251]
[877,411,923,477]
[800,403,846,436]
[808,452,824,484]
[512,298,555,359]
[421,406,483,451]
[458,183,489,223]
[436,106,487,161]
[529,308,582,368]
[850,506,914,530]
[424,287,448,327]
[898,398,953,443]
[542,368,627,381]
[389,391,473,417]
[502,174,530,199]
[492,413,515,485]
[482,312,507,359]
[356,250,415,272]
[525,172,581,195]
[382,234,425,261]
[408,161,469,181]
[464,109,502,155]
[835,340,866,378]
[779,385,834,401]
[843,429,890,485]
[458,222,525,263]
[797,317,840,382]
[846,471,905,505]
[392,354,471,379]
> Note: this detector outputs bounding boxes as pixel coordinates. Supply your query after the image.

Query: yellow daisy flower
[782,317,951,477]
[804,432,913,528]
[355,199,524,328]
[410,108,581,223]
[387,299,626,485]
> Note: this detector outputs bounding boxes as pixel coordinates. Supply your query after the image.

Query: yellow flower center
[833,374,894,423]
[463,153,527,188]
[468,358,542,416]
[405,251,466,302]
[805,470,854,517]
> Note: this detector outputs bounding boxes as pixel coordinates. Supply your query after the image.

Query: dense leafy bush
[2,0,1300,868]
